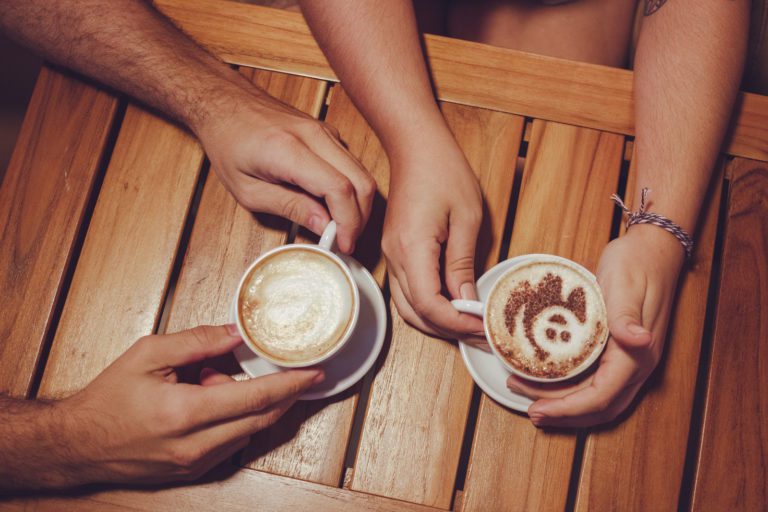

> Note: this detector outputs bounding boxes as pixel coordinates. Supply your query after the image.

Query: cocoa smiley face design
[504,273,587,361]
[485,260,608,380]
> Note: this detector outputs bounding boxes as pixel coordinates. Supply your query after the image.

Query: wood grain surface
[0,67,117,398]
[0,467,442,512]
[153,0,768,162]
[37,105,204,399]
[574,157,724,511]
[460,121,624,512]
[348,103,524,508]
[692,158,768,512]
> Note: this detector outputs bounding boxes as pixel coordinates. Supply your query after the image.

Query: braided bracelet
[611,188,694,259]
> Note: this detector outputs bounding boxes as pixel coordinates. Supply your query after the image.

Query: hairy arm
[0,397,81,490]
[0,0,375,252]
[0,0,242,136]
[300,0,484,337]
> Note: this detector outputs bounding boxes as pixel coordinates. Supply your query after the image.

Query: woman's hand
[382,141,485,337]
[506,225,685,427]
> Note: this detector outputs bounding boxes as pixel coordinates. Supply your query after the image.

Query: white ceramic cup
[451,254,608,383]
[234,221,360,368]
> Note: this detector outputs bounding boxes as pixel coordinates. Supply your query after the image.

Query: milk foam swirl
[239,249,354,364]
[487,261,607,379]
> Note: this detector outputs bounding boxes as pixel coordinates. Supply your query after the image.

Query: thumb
[240,181,331,237]
[140,324,243,370]
[444,213,481,301]
[604,280,652,348]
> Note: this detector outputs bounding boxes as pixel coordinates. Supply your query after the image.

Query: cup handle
[318,220,337,251]
[451,299,484,317]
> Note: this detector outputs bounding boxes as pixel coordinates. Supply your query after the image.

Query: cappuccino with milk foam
[238,248,355,365]
[486,259,607,379]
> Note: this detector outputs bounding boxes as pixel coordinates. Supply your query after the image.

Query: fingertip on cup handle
[451,299,484,317]
[318,220,337,251]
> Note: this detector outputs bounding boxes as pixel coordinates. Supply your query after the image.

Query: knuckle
[266,129,303,151]
[131,335,155,356]
[331,177,355,198]
[168,443,205,473]
[361,175,377,198]
[322,122,340,139]
[243,390,269,412]
[279,194,306,222]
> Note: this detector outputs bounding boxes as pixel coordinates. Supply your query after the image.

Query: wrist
[624,223,686,267]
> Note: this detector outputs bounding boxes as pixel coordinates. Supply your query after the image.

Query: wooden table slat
[691,157,768,511]
[461,121,624,512]
[38,105,204,398]
[0,467,444,512]
[574,156,724,511]
[0,67,117,398]
[349,102,524,508]
[153,0,768,162]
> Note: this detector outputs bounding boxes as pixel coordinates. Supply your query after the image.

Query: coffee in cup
[235,222,360,367]
[453,255,608,382]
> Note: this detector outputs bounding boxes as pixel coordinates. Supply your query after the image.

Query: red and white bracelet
[611,188,694,259]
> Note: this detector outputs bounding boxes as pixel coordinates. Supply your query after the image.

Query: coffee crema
[238,248,355,365]
[486,260,607,379]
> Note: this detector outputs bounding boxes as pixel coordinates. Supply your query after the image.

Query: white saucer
[233,254,387,400]
[458,255,541,413]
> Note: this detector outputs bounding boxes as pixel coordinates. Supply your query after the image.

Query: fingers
[271,141,372,254]
[601,272,653,348]
[388,273,444,337]
[444,211,481,301]
[506,373,594,400]
[306,131,377,250]
[196,396,296,454]
[526,343,641,427]
[192,368,324,424]
[200,367,235,386]
[236,179,331,237]
[136,325,243,371]
[400,240,484,335]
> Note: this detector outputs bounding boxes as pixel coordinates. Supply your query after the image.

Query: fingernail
[200,367,216,379]
[225,323,240,337]
[312,370,325,385]
[309,215,325,235]
[628,323,647,336]
[460,282,478,301]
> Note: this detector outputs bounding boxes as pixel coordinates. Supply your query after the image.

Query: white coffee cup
[234,221,360,368]
[452,254,608,383]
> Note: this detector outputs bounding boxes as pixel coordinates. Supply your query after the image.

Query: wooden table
[2,2,767,510]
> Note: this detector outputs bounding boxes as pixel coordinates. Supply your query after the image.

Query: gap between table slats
[0,67,118,398]
[691,157,768,511]
[347,101,525,508]
[36,102,205,399]
[573,156,725,511]
[460,121,625,512]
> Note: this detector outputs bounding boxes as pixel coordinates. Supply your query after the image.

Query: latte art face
[238,248,356,365]
[487,260,607,379]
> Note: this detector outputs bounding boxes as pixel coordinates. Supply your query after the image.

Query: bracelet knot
[610,188,694,259]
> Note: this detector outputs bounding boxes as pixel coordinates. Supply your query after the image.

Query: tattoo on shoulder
[644,0,669,16]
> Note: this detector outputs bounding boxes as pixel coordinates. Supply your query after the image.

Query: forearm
[0,0,253,137]
[299,0,454,169]
[0,396,83,491]
[633,0,748,239]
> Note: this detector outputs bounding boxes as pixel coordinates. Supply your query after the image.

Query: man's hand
[382,142,485,337]
[0,325,323,490]
[506,226,683,427]
[198,91,376,254]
